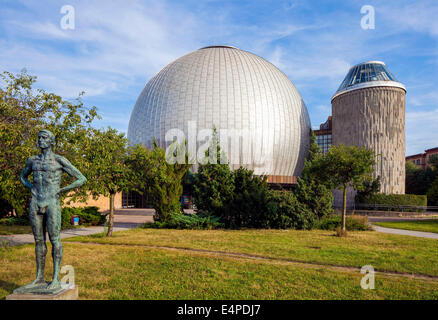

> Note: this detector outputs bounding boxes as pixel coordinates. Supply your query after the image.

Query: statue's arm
[19,158,33,189]
[57,156,87,194]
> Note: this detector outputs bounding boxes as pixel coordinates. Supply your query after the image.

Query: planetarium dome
[128,45,311,181]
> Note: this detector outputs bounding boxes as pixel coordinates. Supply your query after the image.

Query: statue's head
[37,129,55,149]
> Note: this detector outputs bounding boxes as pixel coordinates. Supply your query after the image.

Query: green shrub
[77,206,106,225]
[358,193,427,212]
[222,167,270,228]
[265,190,315,230]
[61,206,106,229]
[427,176,438,207]
[316,215,371,231]
[61,207,75,230]
[192,165,322,230]
[143,213,223,230]
[294,178,334,219]
[0,216,29,226]
[192,162,234,218]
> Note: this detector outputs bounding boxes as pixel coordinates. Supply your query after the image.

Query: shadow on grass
[0,279,21,299]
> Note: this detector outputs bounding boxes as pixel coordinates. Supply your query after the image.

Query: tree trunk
[342,184,347,233]
[106,193,115,237]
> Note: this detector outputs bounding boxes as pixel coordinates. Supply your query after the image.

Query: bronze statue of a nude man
[16,129,86,294]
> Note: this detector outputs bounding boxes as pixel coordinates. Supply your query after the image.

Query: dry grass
[1,242,437,300]
[65,228,438,276]
[0,225,32,235]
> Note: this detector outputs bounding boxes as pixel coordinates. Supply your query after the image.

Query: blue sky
[1,0,437,155]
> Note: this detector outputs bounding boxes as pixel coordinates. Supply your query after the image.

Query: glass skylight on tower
[334,61,404,98]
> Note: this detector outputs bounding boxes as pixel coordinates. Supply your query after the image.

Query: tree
[294,178,334,219]
[405,161,437,195]
[192,129,235,218]
[126,141,191,222]
[429,154,438,170]
[427,176,438,206]
[310,144,376,235]
[355,176,381,204]
[83,128,130,236]
[295,130,334,219]
[226,167,269,228]
[0,70,98,215]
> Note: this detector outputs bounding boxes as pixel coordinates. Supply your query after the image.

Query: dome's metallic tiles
[332,61,406,100]
[128,46,311,178]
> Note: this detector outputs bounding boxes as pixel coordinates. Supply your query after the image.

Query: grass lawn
[1,241,437,300]
[0,225,32,235]
[65,228,438,276]
[374,219,438,234]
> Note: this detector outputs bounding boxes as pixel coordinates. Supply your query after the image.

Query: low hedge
[357,193,427,212]
[315,215,371,231]
[143,213,224,230]
[0,216,29,226]
[61,206,106,229]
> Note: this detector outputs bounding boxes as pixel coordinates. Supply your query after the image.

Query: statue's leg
[46,201,63,290]
[29,200,47,284]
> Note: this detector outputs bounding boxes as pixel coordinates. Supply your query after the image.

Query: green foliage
[81,127,130,236]
[61,207,73,230]
[221,167,269,228]
[265,190,315,229]
[0,216,29,226]
[315,215,371,231]
[143,213,224,230]
[306,130,321,163]
[295,130,334,219]
[355,176,381,203]
[126,142,191,222]
[0,70,99,215]
[426,176,438,206]
[61,206,106,230]
[308,144,376,232]
[192,132,235,218]
[310,144,376,191]
[192,164,317,229]
[359,193,428,212]
[405,161,437,195]
[294,178,334,219]
[429,154,438,170]
[82,128,130,197]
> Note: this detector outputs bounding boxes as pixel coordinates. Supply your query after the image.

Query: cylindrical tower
[331,61,406,194]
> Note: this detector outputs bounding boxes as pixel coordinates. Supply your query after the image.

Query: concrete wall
[332,86,406,195]
[64,192,123,212]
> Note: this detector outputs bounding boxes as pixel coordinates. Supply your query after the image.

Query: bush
[192,166,322,230]
[265,190,315,230]
[294,178,334,219]
[0,216,29,226]
[143,213,223,230]
[222,167,270,228]
[61,207,74,230]
[61,206,106,229]
[358,193,427,212]
[316,215,371,231]
[192,161,234,218]
[427,176,438,207]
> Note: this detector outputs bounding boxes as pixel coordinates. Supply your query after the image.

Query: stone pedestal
[6,286,78,300]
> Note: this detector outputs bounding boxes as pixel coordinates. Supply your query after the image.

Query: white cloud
[380,1,438,37]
